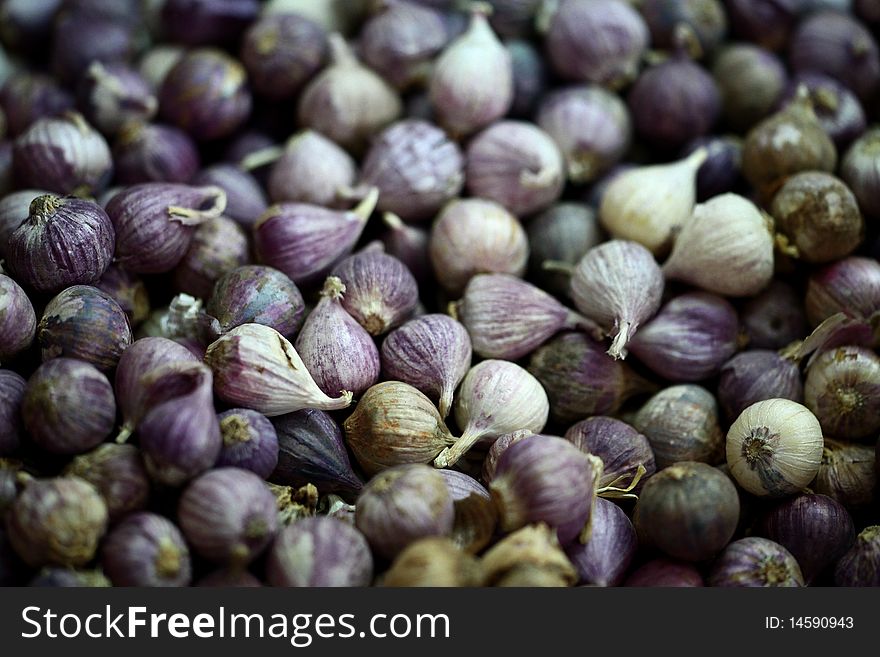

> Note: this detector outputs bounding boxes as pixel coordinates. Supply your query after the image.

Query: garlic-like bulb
[598,148,706,256]
[662,193,774,297]
[204,323,353,416]
[726,399,824,498]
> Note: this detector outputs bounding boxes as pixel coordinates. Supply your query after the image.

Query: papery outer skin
[178,467,278,566]
[465,120,565,218]
[360,119,464,223]
[271,408,363,496]
[172,215,250,300]
[599,149,705,256]
[726,399,824,498]
[428,198,528,295]
[204,323,353,416]
[805,256,880,326]
[439,359,549,468]
[528,332,642,424]
[254,200,372,288]
[360,0,448,90]
[0,274,36,362]
[64,444,151,523]
[770,171,864,264]
[634,461,739,562]
[113,123,200,184]
[571,239,664,360]
[741,280,807,349]
[565,497,636,586]
[633,384,724,469]
[624,558,705,587]
[482,429,537,483]
[458,273,589,360]
[565,416,656,491]
[79,63,157,136]
[8,195,115,293]
[354,464,455,560]
[96,265,150,327]
[331,250,419,336]
[759,493,855,584]
[712,44,788,132]
[834,526,880,586]
[718,350,804,421]
[12,112,112,194]
[22,358,116,455]
[438,469,490,502]
[537,85,631,184]
[7,476,109,568]
[708,537,804,587]
[107,183,227,274]
[381,213,432,286]
[0,189,50,258]
[101,512,192,587]
[115,337,200,436]
[641,0,728,53]
[628,57,722,149]
[159,48,252,141]
[38,285,132,372]
[268,130,358,209]
[137,363,222,487]
[429,11,512,137]
[297,34,402,152]
[489,435,595,545]
[343,381,455,475]
[192,164,268,227]
[294,279,380,397]
[628,291,739,382]
[0,370,26,455]
[841,128,880,218]
[781,72,867,149]
[545,0,648,89]
[0,73,74,138]
[814,439,876,509]
[266,517,373,587]
[240,13,328,100]
[207,265,305,340]
[380,313,472,417]
[217,408,279,480]
[804,346,880,439]
[663,192,774,296]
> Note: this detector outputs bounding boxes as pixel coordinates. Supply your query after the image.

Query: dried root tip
[597,464,647,501]
[325,390,355,410]
[433,429,482,468]
[115,424,133,444]
[168,186,228,225]
[321,276,346,300]
[607,321,632,360]
[240,145,284,171]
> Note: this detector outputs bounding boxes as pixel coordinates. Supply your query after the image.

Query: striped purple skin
[565,416,656,492]
[331,251,418,336]
[101,512,192,587]
[380,314,472,418]
[8,195,115,293]
[268,131,358,209]
[0,274,36,362]
[360,120,463,222]
[805,346,880,440]
[12,113,112,194]
[38,285,132,372]
[380,214,431,287]
[0,370,26,456]
[294,278,380,397]
[0,73,74,137]
[178,468,278,566]
[192,164,267,227]
[96,264,150,327]
[217,408,279,480]
[537,86,631,184]
[709,537,804,587]
[271,408,363,497]
[254,204,370,288]
[481,429,536,484]
[806,256,880,326]
[159,49,252,141]
[78,63,157,136]
[64,444,151,523]
[113,123,201,185]
[0,189,50,258]
[438,469,490,502]
[107,183,226,274]
[834,525,880,586]
[718,350,804,421]
[565,497,637,586]
[138,363,222,487]
[624,558,705,587]
[206,265,305,339]
[22,358,116,455]
[172,215,250,300]
[115,337,200,436]
[266,517,373,587]
[240,13,328,100]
